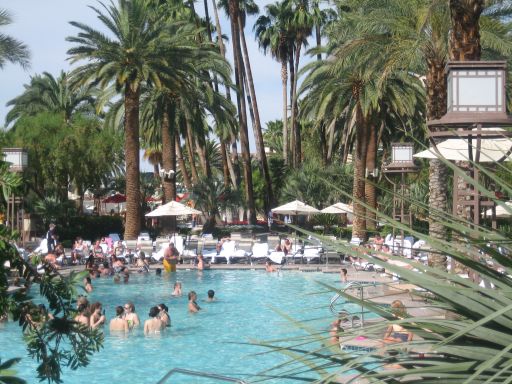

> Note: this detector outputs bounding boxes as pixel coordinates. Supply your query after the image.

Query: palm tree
[227,0,256,223]
[0,9,29,69]
[300,55,425,240]
[288,0,313,167]
[67,0,226,238]
[255,1,293,165]
[328,0,512,264]
[5,71,95,126]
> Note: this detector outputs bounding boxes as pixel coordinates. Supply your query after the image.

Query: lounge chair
[182,239,198,263]
[251,243,269,264]
[302,246,323,264]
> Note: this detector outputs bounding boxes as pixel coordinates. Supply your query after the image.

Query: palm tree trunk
[353,119,369,240]
[211,0,238,185]
[365,123,377,231]
[123,84,141,240]
[176,134,192,190]
[281,59,289,165]
[229,0,256,224]
[161,105,176,203]
[195,134,211,178]
[426,57,448,268]
[315,23,321,61]
[220,139,230,188]
[185,118,199,184]
[327,119,336,164]
[225,142,238,188]
[449,0,483,61]
[289,55,295,166]
[239,15,273,209]
[290,42,302,168]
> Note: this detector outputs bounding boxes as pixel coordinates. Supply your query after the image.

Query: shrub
[57,216,123,242]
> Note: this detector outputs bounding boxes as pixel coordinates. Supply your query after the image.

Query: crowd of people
[63,282,218,336]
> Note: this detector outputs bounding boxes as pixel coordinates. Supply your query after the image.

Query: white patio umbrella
[485,201,512,218]
[145,200,201,217]
[414,135,512,162]
[271,200,320,216]
[321,202,353,214]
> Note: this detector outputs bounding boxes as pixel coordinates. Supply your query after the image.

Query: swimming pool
[0,270,363,383]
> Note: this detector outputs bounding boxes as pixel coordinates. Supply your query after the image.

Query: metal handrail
[330,281,367,326]
[157,368,247,383]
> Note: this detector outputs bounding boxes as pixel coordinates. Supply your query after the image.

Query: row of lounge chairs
[149,234,325,265]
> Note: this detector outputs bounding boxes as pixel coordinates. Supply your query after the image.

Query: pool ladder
[330,281,367,327]
[157,368,247,383]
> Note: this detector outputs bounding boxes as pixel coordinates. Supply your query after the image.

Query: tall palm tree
[218,0,274,211]
[329,0,512,263]
[67,0,225,238]
[227,0,256,223]
[288,0,313,168]
[255,1,293,165]
[0,9,29,69]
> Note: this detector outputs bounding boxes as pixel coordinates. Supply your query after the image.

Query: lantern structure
[2,148,28,172]
[384,143,418,255]
[1,148,28,242]
[427,61,512,227]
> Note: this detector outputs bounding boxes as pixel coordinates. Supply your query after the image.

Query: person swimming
[188,291,201,313]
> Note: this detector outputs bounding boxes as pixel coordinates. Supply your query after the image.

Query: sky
[0,0,304,171]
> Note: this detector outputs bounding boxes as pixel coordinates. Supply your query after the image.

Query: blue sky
[0,0,314,170]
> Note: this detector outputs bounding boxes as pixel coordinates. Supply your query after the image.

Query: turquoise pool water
[0,270,364,383]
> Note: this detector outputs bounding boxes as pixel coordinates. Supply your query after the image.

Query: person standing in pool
[110,306,129,332]
[84,276,93,292]
[144,307,164,334]
[158,304,171,327]
[163,242,179,272]
[188,291,201,313]
[171,281,182,296]
[123,301,140,329]
[340,268,348,283]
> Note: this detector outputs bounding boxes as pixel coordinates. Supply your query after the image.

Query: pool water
[0,270,363,383]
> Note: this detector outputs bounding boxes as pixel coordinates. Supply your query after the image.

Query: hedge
[57,216,124,243]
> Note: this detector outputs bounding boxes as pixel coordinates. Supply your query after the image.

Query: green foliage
[0,357,25,384]
[190,175,242,233]
[57,216,123,243]
[5,112,123,202]
[0,225,103,383]
[255,158,512,383]
[0,9,30,70]
[280,161,353,207]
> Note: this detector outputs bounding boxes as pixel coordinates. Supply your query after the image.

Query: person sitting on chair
[383,300,413,343]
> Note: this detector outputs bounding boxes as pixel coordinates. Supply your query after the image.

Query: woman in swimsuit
[90,302,106,329]
[74,303,89,327]
[109,306,129,332]
[158,304,171,327]
[188,291,201,313]
[144,307,164,334]
[383,300,413,343]
[123,301,140,329]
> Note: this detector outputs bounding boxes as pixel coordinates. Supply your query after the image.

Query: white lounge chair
[251,243,269,264]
